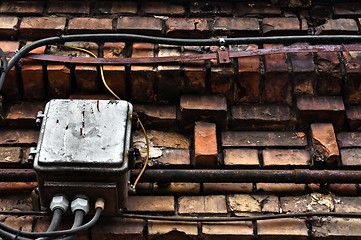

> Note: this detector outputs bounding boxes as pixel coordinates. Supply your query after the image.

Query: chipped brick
[3,101,45,127]
[134,104,177,130]
[310,123,340,166]
[117,17,162,35]
[315,52,342,95]
[165,18,209,38]
[316,18,358,34]
[178,195,227,214]
[20,17,66,39]
[127,196,174,213]
[202,222,253,240]
[229,194,279,213]
[190,2,233,16]
[0,130,38,146]
[0,16,18,39]
[0,147,22,166]
[312,218,361,239]
[263,17,302,35]
[281,193,334,213]
[262,149,310,167]
[222,131,307,147]
[154,149,190,166]
[223,149,259,166]
[151,131,189,149]
[194,122,218,168]
[214,17,260,36]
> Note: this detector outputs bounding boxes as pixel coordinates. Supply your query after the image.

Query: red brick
[0,1,44,14]
[0,147,22,166]
[190,2,233,16]
[262,149,310,167]
[202,222,253,240]
[0,182,37,193]
[258,218,309,240]
[117,17,162,35]
[3,216,33,233]
[153,183,200,195]
[91,218,143,240]
[111,2,138,14]
[328,184,358,196]
[203,183,253,194]
[273,0,311,8]
[264,44,288,73]
[180,95,227,129]
[297,96,345,130]
[182,67,207,94]
[157,67,182,102]
[134,104,177,130]
[46,65,71,98]
[20,17,66,39]
[127,196,174,213]
[165,18,209,38]
[228,194,279,213]
[340,149,361,166]
[0,41,20,99]
[347,106,361,130]
[230,104,291,130]
[310,123,340,166]
[222,131,307,147]
[223,149,259,167]
[194,122,218,168]
[236,3,281,16]
[68,18,113,33]
[263,17,303,35]
[178,195,227,214]
[149,220,197,240]
[343,51,361,104]
[312,218,361,239]
[152,149,190,167]
[334,196,361,212]
[47,1,90,14]
[256,183,306,194]
[0,129,38,145]
[281,193,334,213]
[75,66,98,92]
[141,2,185,15]
[214,17,260,36]
[316,18,358,34]
[3,101,45,127]
[21,64,45,100]
[315,52,342,95]
[0,16,18,39]
[337,132,361,148]
[310,4,332,19]
[334,3,361,16]
[0,194,33,211]
[210,67,233,99]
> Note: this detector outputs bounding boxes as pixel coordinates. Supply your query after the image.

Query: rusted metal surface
[2,168,361,184]
[5,43,361,66]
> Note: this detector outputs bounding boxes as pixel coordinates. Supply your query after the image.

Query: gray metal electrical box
[33,99,133,216]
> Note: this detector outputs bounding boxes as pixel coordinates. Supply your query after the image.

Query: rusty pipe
[2,169,361,184]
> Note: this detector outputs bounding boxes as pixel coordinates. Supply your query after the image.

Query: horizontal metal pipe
[2,168,361,184]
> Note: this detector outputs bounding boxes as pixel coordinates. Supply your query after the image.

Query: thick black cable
[37,208,64,240]
[60,210,85,240]
[0,229,31,240]
[2,34,361,91]
[0,208,102,239]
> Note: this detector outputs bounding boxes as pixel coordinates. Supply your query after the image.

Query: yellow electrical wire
[54,44,150,190]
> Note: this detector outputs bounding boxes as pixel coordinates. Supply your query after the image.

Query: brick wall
[1,1,361,239]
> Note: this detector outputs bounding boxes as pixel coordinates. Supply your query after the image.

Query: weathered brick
[310,123,340,166]
[20,17,66,39]
[68,18,113,33]
[47,1,90,14]
[297,96,345,130]
[222,131,307,147]
[3,216,33,233]
[281,193,334,213]
[69,94,116,100]
[0,147,22,166]
[210,67,233,100]
[180,95,227,129]
[153,183,200,195]
[117,17,162,35]
[127,196,174,213]
[152,149,190,167]
[315,52,342,95]
[340,149,361,166]
[310,4,332,20]
[337,132,361,148]
[3,101,45,127]
[202,222,253,240]
[258,218,309,240]
[149,221,197,240]
[182,67,207,94]
[0,41,20,99]
[141,2,185,15]
[312,218,361,239]
[47,65,71,98]
[75,65,98,92]
[236,3,281,16]
[134,104,177,130]
[0,195,32,211]
[0,129,38,145]
[228,194,279,213]
[334,196,361,212]
[214,17,260,36]
[194,122,218,168]
[190,2,233,16]
[0,1,44,14]
[263,44,290,103]
[223,149,259,167]
[334,3,361,16]
[165,18,209,38]
[262,149,310,167]
[316,18,358,34]
[203,183,253,194]
[178,195,227,214]
[256,183,306,194]
[150,131,189,149]
[91,218,143,240]
[0,16,18,39]
[263,17,302,35]
[329,184,358,196]
[111,2,138,14]
[230,104,291,130]
[343,51,361,104]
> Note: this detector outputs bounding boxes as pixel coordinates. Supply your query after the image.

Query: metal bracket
[219,37,226,51]
[28,147,38,163]
[217,50,231,65]
[35,111,44,127]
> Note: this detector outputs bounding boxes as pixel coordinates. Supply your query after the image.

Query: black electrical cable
[0,229,31,240]
[60,210,85,240]
[2,33,361,91]
[37,208,64,240]
[0,208,102,239]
